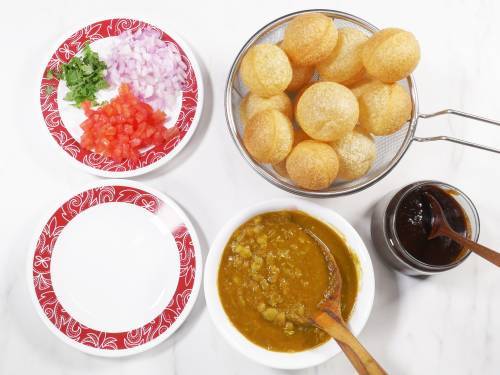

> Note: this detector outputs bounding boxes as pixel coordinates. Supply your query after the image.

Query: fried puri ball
[287,62,315,92]
[331,128,376,180]
[272,129,310,177]
[358,82,412,136]
[286,63,314,92]
[317,28,368,85]
[240,43,292,97]
[278,42,315,92]
[282,13,338,66]
[240,92,293,126]
[292,82,315,112]
[348,77,381,98]
[243,109,294,164]
[286,140,339,190]
[362,28,420,83]
[296,82,359,141]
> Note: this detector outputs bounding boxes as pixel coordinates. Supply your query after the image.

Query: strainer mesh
[229,13,416,195]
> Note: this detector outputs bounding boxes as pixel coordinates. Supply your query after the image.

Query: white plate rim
[38,17,205,178]
[27,179,203,357]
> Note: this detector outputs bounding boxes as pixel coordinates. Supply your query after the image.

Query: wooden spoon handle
[313,311,387,375]
[442,228,500,267]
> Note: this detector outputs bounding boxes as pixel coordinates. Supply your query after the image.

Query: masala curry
[218,210,359,352]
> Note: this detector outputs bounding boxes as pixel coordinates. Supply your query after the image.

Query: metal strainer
[225,9,500,198]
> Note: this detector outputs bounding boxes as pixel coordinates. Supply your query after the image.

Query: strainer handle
[414,109,500,154]
[418,109,500,126]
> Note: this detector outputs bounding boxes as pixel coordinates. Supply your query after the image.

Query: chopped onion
[106,27,187,111]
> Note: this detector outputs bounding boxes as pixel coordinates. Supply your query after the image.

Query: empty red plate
[28,180,202,356]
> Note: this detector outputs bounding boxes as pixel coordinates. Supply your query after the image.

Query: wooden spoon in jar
[424,193,500,267]
[305,230,387,375]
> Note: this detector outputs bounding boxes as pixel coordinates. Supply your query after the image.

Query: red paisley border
[32,186,196,350]
[40,19,199,172]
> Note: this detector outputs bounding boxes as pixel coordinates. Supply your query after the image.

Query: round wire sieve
[225,9,500,198]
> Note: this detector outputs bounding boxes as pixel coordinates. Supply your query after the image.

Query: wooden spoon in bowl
[305,230,387,375]
[424,192,500,267]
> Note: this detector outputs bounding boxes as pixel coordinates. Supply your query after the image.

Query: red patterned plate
[39,19,203,177]
[28,180,202,356]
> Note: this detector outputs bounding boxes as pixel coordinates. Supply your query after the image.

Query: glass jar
[371,180,480,276]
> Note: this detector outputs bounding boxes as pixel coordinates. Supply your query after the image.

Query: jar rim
[387,180,480,272]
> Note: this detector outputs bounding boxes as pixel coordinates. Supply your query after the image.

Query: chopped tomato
[79,84,179,162]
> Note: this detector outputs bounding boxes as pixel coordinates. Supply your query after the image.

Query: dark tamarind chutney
[395,185,469,266]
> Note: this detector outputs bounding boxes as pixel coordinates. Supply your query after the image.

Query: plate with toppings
[40,19,203,177]
[28,180,202,356]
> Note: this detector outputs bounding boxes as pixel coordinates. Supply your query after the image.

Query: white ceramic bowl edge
[204,198,375,369]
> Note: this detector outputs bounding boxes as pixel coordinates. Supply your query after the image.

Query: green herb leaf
[64,91,74,101]
[58,43,108,107]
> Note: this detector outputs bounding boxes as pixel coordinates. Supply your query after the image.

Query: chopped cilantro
[56,43,108,107]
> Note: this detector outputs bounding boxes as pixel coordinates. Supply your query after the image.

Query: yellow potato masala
[218,211,359,352]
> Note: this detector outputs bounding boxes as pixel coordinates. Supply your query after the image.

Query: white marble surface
[1,0,499,374]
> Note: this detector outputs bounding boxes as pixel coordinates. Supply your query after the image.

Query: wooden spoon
[424,192,500,267]
[305,230,387,375]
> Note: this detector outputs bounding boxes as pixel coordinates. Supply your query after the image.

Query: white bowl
[204,198,375,369]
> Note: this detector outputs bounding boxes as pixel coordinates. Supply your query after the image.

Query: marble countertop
[1,0,499,374]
